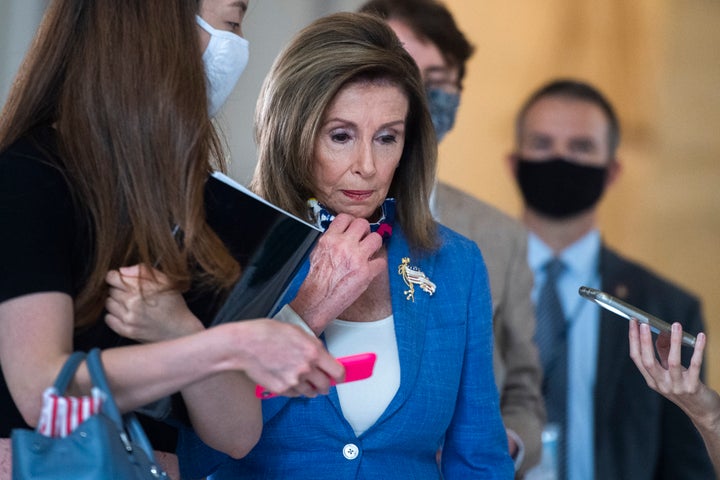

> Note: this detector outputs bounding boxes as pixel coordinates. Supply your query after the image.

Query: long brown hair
[252,12,438,252]
[0,0,239,327]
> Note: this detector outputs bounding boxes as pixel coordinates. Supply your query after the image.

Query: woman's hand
[289,213,386,335]
[105,264,204,342]
[629,320,720,423]
[629,320,720,475]
[105,264,345,395]
[227,319,345,397]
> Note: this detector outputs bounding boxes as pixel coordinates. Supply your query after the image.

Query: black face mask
[515,156,609,219]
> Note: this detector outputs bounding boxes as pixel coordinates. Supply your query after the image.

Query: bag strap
[85,348,159,463]
[52,351,87,393]
[85,349,124,426]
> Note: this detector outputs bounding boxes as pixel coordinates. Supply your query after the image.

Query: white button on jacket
[343,443,359,460]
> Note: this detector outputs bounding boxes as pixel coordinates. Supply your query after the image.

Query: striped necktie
[534,257,568,480]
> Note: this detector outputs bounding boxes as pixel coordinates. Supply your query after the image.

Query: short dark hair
[515,79,621,156]
[359,0,474,88]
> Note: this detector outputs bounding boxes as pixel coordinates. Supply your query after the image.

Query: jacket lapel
[595,246,632,417]
[265,227,437,431]
[369,226,436,427]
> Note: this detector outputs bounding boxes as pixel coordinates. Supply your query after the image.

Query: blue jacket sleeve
[440,244,514,478]
[175,423,230,479]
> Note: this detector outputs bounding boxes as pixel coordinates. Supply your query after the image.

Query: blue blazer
[179,225,513,479]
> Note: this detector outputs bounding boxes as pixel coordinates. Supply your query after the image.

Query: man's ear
[606,158,622,187]
[506,152,520,178]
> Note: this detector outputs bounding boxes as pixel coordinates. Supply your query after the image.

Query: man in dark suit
[508,78,714,479]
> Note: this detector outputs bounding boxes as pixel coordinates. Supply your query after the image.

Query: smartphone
[578,286,696,347]
[255,352,377,399]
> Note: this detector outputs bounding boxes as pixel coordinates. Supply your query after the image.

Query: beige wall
[439,0,720,387]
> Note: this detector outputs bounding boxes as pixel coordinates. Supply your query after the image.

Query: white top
[324,316,400,436]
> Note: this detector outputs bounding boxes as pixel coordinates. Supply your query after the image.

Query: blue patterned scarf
[307,198,395,241]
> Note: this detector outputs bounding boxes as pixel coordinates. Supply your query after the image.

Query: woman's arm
[629,320,720,475]
[94,214,383,455]
[104,264,346,455]
[104,265,264,457]
[104,214,385,343]
[0,290,342,458]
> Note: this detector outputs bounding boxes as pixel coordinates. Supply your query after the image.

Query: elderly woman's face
[312,81,408,221]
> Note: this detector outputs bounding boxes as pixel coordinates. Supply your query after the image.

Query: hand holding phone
[578,286,696,347]
[255,352,377,399]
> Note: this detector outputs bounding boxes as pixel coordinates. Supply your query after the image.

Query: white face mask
[196,15,249,117]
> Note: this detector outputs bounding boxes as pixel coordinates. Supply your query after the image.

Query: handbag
[11,348,168,479]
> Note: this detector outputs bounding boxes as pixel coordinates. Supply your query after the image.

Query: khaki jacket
[434,182,545,477]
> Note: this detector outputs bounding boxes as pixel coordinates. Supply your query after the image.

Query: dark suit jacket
[594,245,714,479]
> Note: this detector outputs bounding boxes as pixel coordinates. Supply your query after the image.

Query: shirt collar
[528,229,601,280]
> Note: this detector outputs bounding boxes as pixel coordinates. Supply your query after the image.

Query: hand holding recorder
[578,286,697,347]
[256,352,377,399]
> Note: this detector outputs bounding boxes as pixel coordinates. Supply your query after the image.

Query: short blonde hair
[251,12,438,252]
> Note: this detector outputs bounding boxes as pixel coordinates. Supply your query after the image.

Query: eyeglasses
[423,68,460,94]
